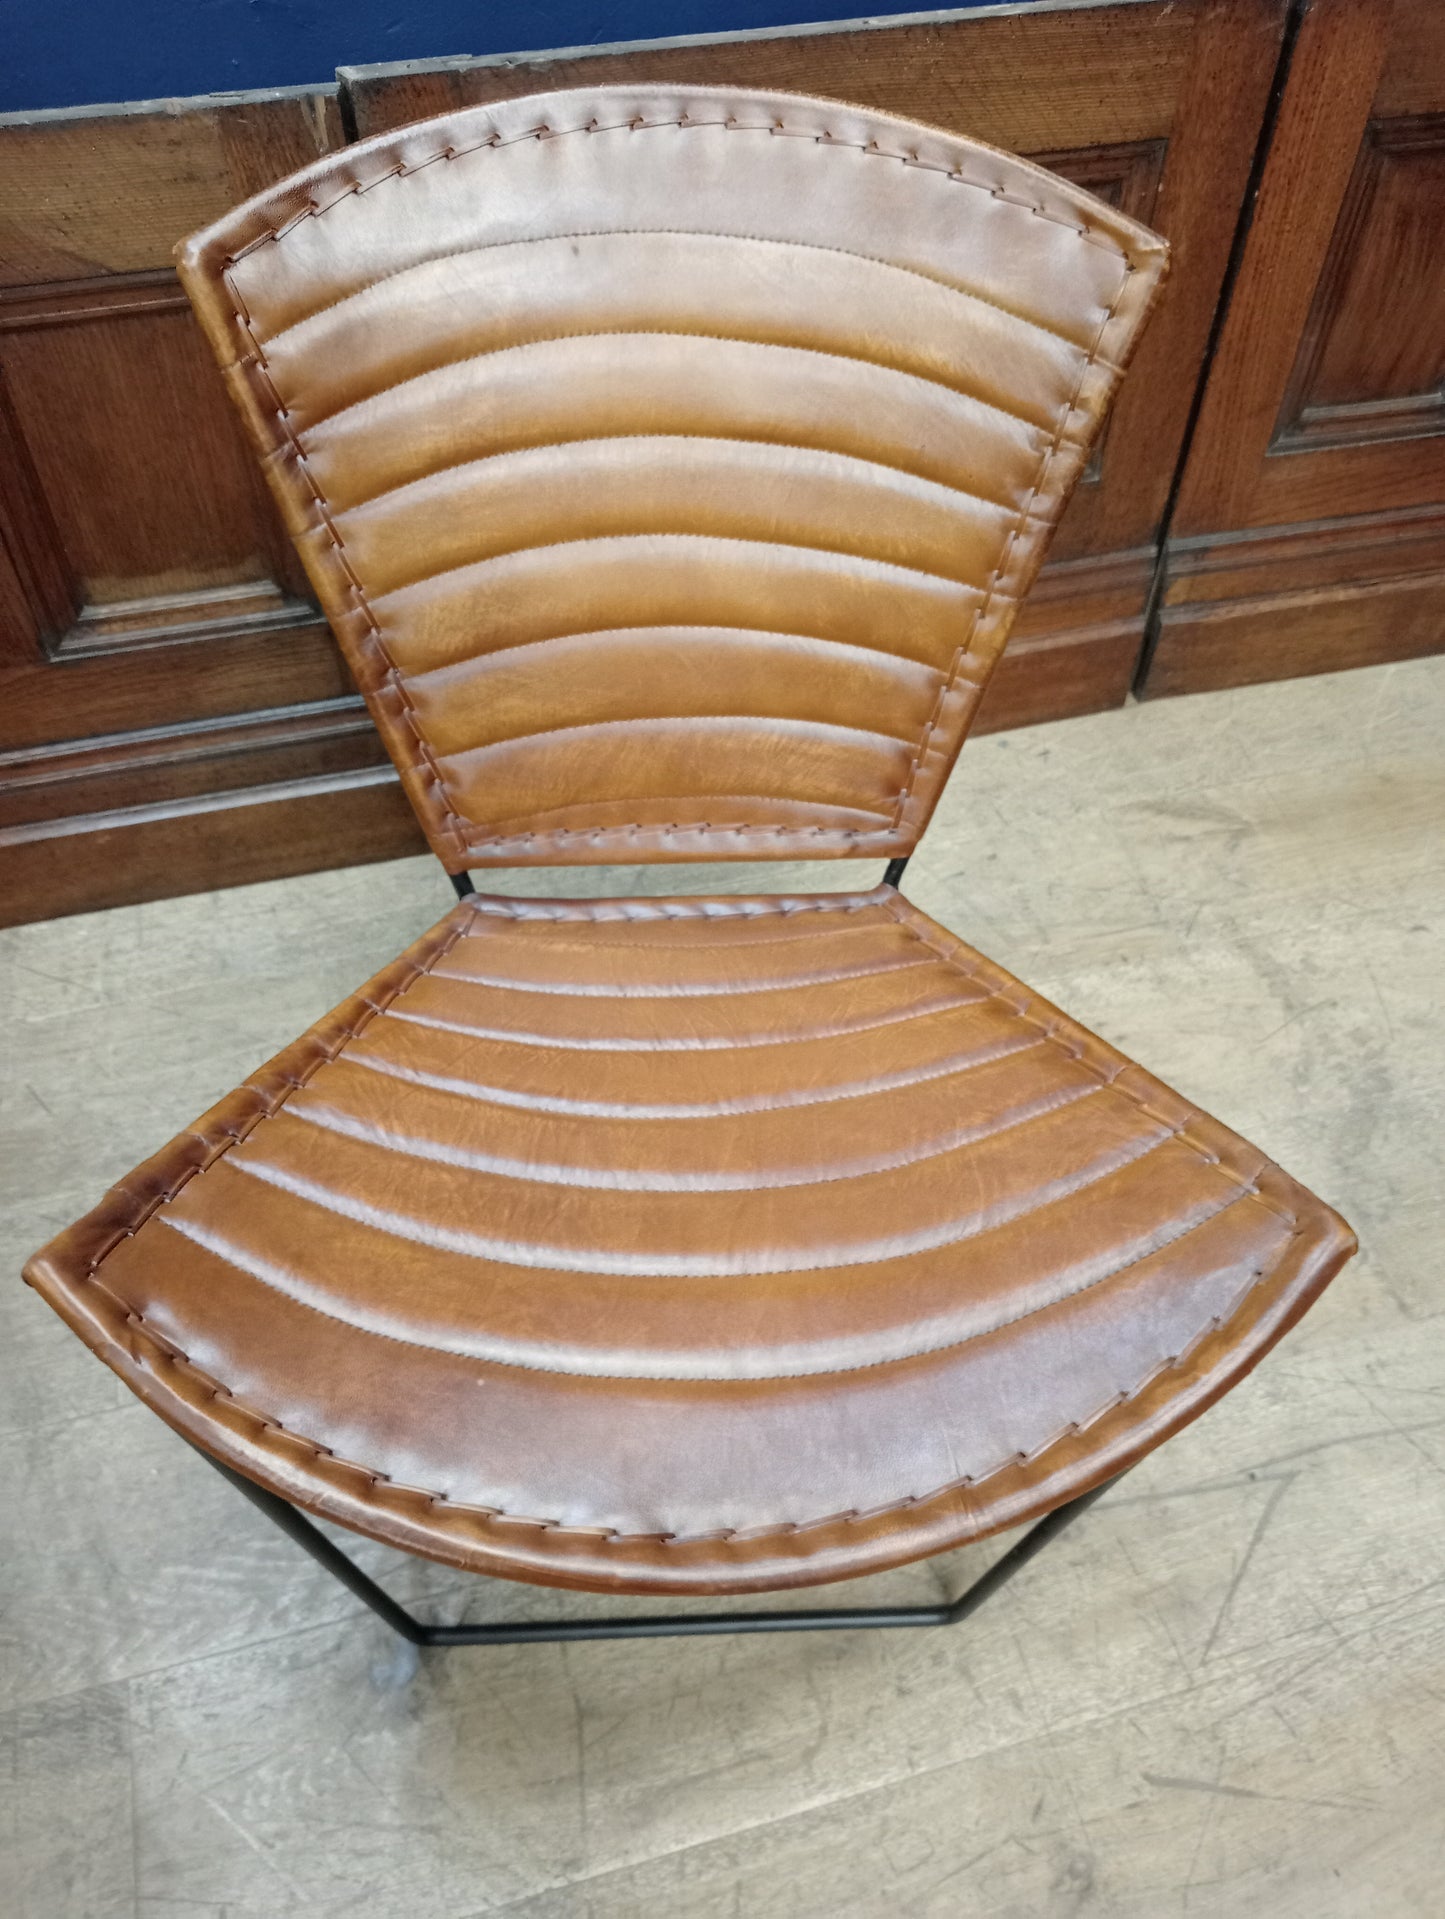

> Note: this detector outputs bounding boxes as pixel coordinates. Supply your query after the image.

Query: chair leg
[193,1443,1122,1649]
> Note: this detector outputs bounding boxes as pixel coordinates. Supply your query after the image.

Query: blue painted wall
[5,1,1009,115]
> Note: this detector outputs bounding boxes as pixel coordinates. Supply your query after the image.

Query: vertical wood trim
[1084,0,1289,545]
[0,365,77,657]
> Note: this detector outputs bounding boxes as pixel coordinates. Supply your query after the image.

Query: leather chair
[24,86,1355,1648]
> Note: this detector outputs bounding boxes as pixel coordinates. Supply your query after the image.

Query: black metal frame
[198,1445,1120,1648]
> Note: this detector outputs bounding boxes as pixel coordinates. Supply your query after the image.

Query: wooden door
[0,88,424,925]
[1150,0,1445,694]
[343,0,1290,740]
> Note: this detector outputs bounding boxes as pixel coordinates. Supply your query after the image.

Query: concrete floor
[3,655,1443,1918]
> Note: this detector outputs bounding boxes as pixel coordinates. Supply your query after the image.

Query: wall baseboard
[1148,505,1445,696]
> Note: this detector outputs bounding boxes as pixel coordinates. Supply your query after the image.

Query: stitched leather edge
[24,888,1356,1596]
[887,279,1122,837]
[222,111,1145,270]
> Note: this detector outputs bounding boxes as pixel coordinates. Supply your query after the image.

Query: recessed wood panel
[1376,0,1445,117]
[0,84,389,921]
[1152,0,1445,697]
[0,88,341,663]
[1276,115,1445,451]
[0,284,304,615]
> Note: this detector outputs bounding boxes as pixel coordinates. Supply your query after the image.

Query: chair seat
[27,886,1352,1596]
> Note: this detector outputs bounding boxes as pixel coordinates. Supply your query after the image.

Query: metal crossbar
[196,1446,1120,1649]
[448,857,912,903]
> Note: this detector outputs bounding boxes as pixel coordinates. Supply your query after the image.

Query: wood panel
[1151,0,1445,695]
[0,85,428,926]
[0,278,308,639]
[344,0,1289,739]
[0,769,423,924]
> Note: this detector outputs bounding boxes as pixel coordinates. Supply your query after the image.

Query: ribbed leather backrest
[178,85,1168,873]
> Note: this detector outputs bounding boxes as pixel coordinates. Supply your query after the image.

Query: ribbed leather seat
[24,85,1354,1598]
[28,884,1353,1594]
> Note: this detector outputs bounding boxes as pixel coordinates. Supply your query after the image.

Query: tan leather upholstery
[174,84,1168,872]
[26,887,1353,1595]
[24,87,1355,1598]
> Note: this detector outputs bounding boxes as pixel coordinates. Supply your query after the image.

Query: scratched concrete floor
[3,655,1443,1918]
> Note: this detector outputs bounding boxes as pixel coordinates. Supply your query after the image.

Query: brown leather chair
[24,85,1355,1649]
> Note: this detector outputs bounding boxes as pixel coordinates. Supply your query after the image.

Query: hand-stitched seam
[220,110,1150,857]
[877,895,1299,1230]
[888,258,1134,834]
[75,1215,1306,1547]
[224,274,470,864]
[449,801,905,844]
[225,114,1137,269]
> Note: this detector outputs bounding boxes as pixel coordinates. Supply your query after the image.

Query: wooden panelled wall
[1,0,1440,925]
[0,88,426,922]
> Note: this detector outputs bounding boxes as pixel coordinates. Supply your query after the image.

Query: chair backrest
[178,84,1168,875]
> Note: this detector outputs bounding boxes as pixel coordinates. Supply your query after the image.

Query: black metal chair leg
[194,1443,1123,1649]
[203,1448,433,1645]
[936,1471,1116,1624]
